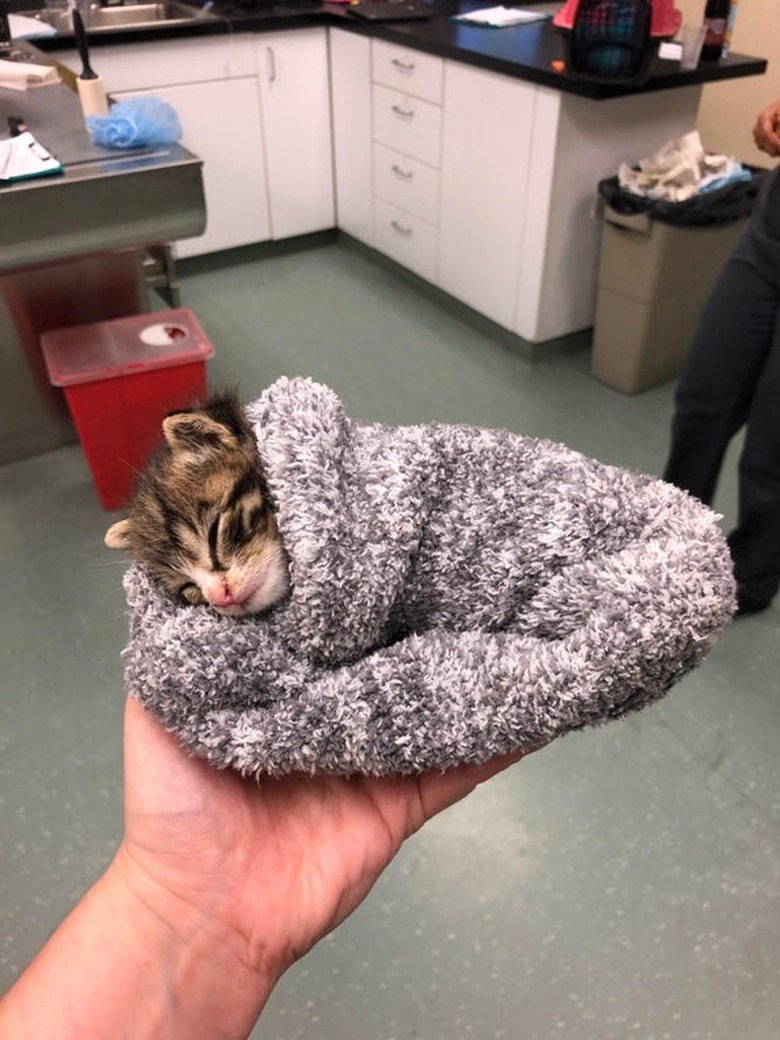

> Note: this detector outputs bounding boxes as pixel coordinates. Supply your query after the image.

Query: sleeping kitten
[105,392,288,617]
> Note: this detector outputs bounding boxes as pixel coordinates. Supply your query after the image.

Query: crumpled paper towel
[618,130,751,203]
[86,96,182,149]
[0,58,60,91]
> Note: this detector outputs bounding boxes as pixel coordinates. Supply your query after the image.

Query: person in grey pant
[664,98,780,615]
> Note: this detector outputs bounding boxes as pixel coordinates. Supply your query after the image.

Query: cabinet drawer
[373,143,440,227]
[372,39,443,104]
[372,85,442,169]
[374,199,437,282]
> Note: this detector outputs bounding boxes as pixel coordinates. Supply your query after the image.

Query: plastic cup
[679,24,707,70]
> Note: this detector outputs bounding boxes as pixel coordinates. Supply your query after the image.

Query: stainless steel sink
[21,2,218,34]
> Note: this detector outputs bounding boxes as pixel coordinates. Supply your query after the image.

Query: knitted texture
[122,377,735,777]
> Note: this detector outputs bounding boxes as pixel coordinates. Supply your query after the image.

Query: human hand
[0,698,529,1039]
[115,696,526,993]
[752,98,780,157]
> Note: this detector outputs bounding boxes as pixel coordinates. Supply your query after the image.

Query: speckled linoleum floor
[2,236,779,1038]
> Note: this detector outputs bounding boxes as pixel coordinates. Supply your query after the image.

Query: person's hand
[114,696,526,988]
[0,697,530,1039]
[753,98,780,158]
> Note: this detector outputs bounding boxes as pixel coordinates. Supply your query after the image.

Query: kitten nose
[205,576,239,608]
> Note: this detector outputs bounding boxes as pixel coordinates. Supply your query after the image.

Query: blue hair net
[86,96,183,149]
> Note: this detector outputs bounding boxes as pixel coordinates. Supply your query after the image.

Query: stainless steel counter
[0,61,206,464]
[0,76,205,272]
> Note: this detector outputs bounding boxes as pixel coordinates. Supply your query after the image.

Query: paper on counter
[0,131,63,183]
[452,6,552,27]
[0,59,61,91]
[9,13,58,38]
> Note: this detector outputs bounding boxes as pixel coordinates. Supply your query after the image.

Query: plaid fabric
[571,0,652,77]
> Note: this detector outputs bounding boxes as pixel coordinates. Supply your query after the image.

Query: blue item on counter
[86,96,182,149]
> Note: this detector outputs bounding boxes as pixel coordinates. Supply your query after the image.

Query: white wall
[675,0,778,166]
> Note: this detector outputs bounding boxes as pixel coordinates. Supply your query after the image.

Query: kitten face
[105,393,288,617]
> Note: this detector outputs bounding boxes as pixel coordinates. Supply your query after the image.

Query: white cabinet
[58,35,269,258]
[58,29,335,257]
[372,84,443,169]
[329,28,373,246]
[59,34,257,89]
[114,77,271,258]
[441,63,701,341]
[372,37,443,103]
[373,198,438,282]
[59,26,704,339]
[331,28,703,344]
[330,32,445,279]
[254,29,334,240]
[373,142,439,225]
[370,40,444,282]
[516,87,702,341]
[439,62,535,332]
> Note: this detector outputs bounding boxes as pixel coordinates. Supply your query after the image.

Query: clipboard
[0,130,63,183]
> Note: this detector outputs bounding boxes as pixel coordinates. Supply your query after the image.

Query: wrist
[1,848,281,1040]
[100,846,281,1038]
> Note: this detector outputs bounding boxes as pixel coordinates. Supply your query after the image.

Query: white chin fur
[211,562,289,617]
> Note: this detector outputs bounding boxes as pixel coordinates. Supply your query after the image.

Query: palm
[120,696,523,974]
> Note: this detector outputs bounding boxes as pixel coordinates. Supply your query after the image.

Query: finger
[414,748,536,826]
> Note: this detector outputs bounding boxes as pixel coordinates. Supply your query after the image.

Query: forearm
[0,853,278,1040]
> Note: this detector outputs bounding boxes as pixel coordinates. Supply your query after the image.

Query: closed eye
[207,516,224,571]
[222,502,269,550]
[248,506,268,534]
[177,581,200,601]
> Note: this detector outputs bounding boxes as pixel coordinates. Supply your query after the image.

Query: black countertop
[27,0,768,100]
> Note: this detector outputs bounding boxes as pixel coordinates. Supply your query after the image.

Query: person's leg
[729,315,780,612]
[663,169,780,506]
[663,252,775,505]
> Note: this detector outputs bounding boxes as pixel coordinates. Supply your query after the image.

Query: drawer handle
[391,58,416,73]
[391,104,415,120]
[391,164,414,181]
[391,219,413,237]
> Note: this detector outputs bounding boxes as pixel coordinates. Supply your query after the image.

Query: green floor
[2,237,779,1038]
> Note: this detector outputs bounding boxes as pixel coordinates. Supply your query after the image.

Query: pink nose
[205,577,238,608]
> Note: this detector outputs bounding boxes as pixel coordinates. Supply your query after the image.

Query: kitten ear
[162,412,239,457]
[105,519,132,549]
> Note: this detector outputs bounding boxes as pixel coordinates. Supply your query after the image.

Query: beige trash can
[591,204,748,394]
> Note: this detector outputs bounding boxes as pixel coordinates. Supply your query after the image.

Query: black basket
[556,0,658,86]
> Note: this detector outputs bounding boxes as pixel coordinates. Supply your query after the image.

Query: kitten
[105,392,289,617]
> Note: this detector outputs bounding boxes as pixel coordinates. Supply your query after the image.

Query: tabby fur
[105,393,288,617]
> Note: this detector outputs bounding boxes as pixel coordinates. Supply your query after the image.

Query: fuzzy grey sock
[121,378,735,777]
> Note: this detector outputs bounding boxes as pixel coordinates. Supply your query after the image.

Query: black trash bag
[598,167,768,227]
